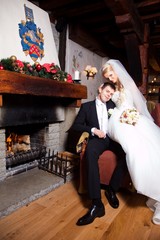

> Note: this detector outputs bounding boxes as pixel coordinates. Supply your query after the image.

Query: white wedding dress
[108,89,160,224]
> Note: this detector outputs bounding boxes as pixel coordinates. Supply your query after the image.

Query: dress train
[108,89,160,225]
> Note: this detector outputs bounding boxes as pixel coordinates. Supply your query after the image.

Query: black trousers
[85,136,126,199]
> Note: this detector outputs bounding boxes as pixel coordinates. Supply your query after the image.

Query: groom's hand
[94,128,106,139]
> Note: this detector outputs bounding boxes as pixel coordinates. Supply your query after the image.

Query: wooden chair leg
[78,141,88,194]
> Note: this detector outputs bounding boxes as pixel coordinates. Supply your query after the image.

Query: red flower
[51,69,57,74]
[42,63,51,72]
[66,74,73,83]
[42,63,59,74]
[16,60,24,68]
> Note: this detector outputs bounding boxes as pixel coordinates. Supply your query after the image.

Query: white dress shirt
[95,98,108,133]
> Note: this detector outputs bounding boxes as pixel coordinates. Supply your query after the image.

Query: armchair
[76,132,131,194]
[68,103,160,195]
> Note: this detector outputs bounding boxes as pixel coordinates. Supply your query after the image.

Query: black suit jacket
[70,99,126,193]
[71,99,115,136]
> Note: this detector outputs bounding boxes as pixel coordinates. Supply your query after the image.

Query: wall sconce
[84,65,97,80]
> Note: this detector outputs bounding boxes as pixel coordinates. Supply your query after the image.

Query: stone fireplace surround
[0,70,87,181]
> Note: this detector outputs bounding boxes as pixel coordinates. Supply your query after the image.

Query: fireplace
[0,121,62,180]
[5,124,49,171]
[0,70,87,181]
[0,93,65,180]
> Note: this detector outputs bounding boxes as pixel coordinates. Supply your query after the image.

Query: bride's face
[104,70,118,83]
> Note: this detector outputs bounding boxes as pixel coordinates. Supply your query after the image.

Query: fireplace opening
[5,124,48,175]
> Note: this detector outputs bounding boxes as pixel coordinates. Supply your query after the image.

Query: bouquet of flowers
[120,108,139,126]
[108,108,114,118]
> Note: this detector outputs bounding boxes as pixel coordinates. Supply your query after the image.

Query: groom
[71,82,126,226]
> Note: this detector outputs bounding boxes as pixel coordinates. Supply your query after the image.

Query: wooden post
[139,24,150,97]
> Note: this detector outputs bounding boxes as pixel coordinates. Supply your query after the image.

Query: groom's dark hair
[101,82,116,91]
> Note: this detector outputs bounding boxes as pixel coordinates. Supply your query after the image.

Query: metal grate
[6,146,46,169]
[38,150,79,183]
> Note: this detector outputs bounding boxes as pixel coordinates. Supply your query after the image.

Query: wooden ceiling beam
[33,0,160,73]
[104,0,144,43]
[141,12,160,22]
[69,23,124,58]
[153,43,160,47]
[44,2,105,19]
[79,14,112,25]
[104,0,132,15]
[136,0,160,8]
[91,25,112,33]
[38,0,76,10]
[69,23,107,57]
[150,35,160,44]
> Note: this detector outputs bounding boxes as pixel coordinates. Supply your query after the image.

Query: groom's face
[98,85,115,103]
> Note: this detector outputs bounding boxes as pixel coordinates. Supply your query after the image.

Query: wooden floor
[0,180,160,240]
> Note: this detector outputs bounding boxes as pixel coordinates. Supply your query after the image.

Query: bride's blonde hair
[102,63,123,91]
[101,59,153,120]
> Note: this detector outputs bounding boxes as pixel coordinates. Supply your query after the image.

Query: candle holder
[74,79,81,84]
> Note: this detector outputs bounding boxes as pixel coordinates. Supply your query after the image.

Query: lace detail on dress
[111,89,135,110]
[111,89,126,108]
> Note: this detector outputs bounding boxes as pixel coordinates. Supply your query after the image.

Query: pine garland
[0,56,73,83]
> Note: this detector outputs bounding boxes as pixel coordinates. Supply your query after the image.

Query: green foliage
[0,57,73,83]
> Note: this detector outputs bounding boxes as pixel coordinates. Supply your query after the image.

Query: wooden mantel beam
[104,0,144,43]
[0,70,87,101]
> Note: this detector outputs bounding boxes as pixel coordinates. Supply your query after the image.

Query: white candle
[74,70,80,80]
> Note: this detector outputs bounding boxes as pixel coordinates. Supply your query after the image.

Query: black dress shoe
[76,204,105,226]
[105,186,119,209]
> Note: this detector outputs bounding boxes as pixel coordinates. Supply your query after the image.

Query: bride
[102,59,160,225]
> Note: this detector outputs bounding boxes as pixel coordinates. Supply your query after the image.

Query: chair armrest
[76,132,89,153]
[76,132,89,194]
